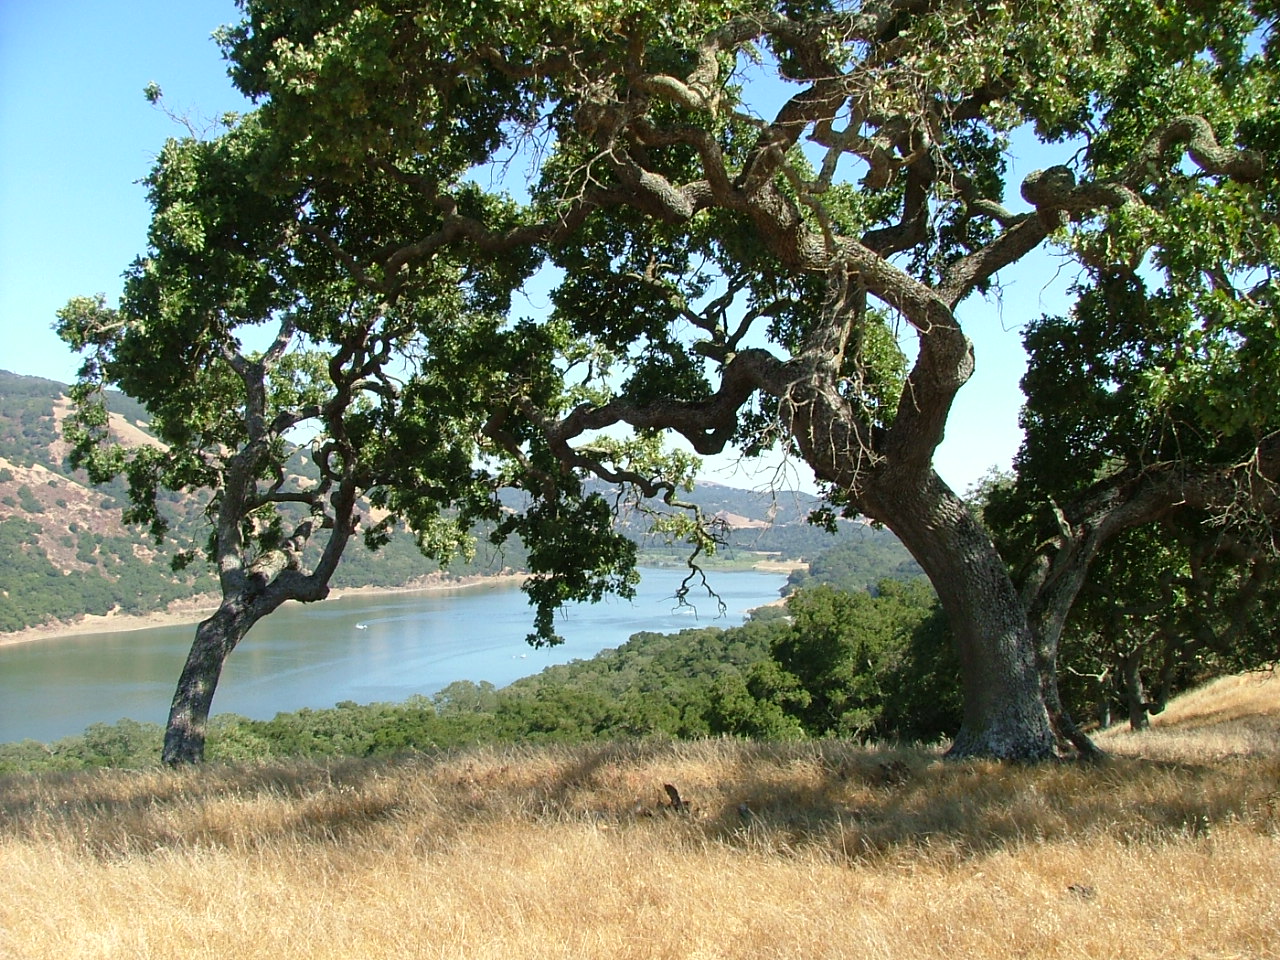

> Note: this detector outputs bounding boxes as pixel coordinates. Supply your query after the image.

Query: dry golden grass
[1098,670,1280,762]
[2,673,1277,960]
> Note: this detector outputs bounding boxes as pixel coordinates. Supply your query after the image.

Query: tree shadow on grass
[2,738,1275,864]
[518,738,1279,863]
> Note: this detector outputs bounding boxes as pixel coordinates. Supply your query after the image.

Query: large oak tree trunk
[161,596,268,765]
[866,471,1058,760]
[1023,565,1106,758]
[780,368,1057,761]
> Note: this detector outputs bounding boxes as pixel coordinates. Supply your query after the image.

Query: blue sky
[0,1,247,383]
[0,1,1069,496]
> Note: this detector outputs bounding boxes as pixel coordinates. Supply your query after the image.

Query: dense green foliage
[178,0,1279,759]
[768,581,959,740]
[785,532,923,595]
[971,467,1279,731]
[1031,520,1278,731]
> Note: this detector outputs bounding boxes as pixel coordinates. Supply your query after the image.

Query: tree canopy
[63,0,1278,761]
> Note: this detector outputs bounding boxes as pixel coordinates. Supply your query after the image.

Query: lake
[0,567,789,744]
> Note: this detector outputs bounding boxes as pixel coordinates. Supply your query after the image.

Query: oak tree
[71,0,1277,761]
[58,115,539,763]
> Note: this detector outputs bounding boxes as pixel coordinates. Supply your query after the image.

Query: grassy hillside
[2,672,1276,959]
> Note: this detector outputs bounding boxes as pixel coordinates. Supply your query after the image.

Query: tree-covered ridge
[589,477,920,567]
[0,370,218,632]
[784,535,924,594]
[0,372,64,468]
[0,368,473,631]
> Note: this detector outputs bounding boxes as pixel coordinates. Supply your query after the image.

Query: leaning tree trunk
[161,595,270,765]
[866,470,1058,761]
[780,365,1057,761]
[1041,670,1106,760]
[1026,576,1106,759]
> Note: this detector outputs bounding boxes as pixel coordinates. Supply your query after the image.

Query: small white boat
[355,623,369,630]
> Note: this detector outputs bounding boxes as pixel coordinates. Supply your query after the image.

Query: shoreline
[0,561,800,650]
[0,573,530,649]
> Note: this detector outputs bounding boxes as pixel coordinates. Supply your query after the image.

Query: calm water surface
[0,568,787,743]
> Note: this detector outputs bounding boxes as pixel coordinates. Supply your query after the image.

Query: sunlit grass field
[2,672,1277,959]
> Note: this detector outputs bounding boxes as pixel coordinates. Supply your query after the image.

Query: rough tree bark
[162,593,283,765]
[159,345,362,765]
[160,548,348,765]
[866,471,1057,760]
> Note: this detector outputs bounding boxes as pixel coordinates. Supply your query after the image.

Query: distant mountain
[0,370,219,632]
[0,370,918,635]
[0,369,509,633]
[605,477,907,567]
